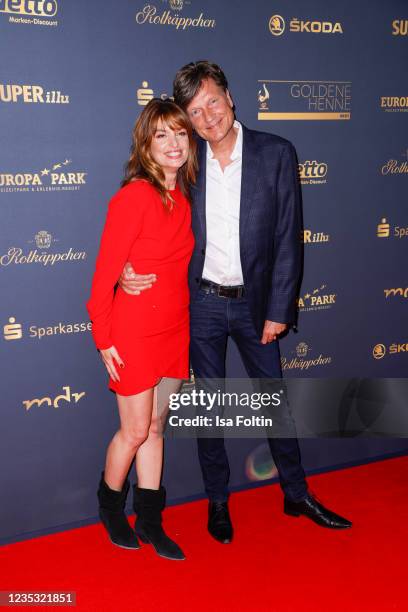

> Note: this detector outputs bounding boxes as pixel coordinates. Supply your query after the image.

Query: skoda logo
[269,15,285,36]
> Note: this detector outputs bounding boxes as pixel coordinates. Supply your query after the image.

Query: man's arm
[266,141,302,327]
[118,262,156,295]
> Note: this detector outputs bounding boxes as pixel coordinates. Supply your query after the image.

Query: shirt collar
[206,120,242,161]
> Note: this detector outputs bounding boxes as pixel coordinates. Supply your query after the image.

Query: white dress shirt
[202,120,244,286]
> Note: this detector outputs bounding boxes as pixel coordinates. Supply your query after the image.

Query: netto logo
[281,342,332,371]
[297,284,336,312]
[22,386,86,412]
[377,218,408,239]
[392,20,408,36]
[137,80,172,106]
[269,15,342,36]
[373,343,408,360]
[0,159,86,193]
[0,0,58,17]
[0,84,68,104]
[136,3,215,30]
[269,15,285,36]
[302,229,330,244]
[298,160,328,185]
[380,96,408,112]
[0,231,86,267]
[384,288,408,299]
[0,0,58,26]
[4,317,22,340]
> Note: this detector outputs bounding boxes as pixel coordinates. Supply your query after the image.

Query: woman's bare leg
[135,377,183,489]
[104,387,154,491]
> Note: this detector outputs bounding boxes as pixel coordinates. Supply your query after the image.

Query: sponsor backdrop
[0,0,407,543]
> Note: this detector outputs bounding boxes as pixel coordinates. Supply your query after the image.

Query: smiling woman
[86,98,197,560]
[122,98,197,207]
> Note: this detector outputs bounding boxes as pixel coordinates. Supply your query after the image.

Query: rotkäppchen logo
[381,150,408,175]
[0,231,87,267]
[258,81,351,121]
[0,159,86,193]
[135,1,215,30]
[0,0,59,27]
[281,342,332,371]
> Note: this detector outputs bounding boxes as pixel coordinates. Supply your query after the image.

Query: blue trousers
[190,288,308,503]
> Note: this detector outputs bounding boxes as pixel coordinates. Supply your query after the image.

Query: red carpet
[2,456,407,611]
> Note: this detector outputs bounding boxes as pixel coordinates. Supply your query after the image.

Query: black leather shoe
[284,494,352,529]
[208,501,233,543]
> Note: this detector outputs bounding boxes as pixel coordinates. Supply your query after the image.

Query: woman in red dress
[87,99,196,560]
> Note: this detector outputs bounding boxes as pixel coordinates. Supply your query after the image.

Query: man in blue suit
[121,61,351,542]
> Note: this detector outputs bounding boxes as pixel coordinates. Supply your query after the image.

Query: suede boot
[133,485,185,560]
[97,472,140,549]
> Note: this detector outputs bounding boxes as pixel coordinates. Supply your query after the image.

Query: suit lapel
[192,136,207,243]
[239,125,261,243]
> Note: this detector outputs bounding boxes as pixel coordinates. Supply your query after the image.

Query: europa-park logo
[0,230,87,267]
[135,0,216,30]
[380,96,408,113]
[0,159,86,193]
[281,342,332,372]
[0,0,59,27]
[297,284,336,312]
[269,15,343,36]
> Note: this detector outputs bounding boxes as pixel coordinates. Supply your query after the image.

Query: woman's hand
[99,346,124,382]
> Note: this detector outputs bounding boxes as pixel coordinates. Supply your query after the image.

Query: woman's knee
[120,426,149,450]
[148,415,165,437]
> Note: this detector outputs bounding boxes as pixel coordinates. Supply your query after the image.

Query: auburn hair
[122,98,197,207]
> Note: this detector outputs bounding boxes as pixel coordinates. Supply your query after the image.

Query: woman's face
[149,117,189,176]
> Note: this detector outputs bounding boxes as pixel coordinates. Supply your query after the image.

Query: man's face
[185,78,235,145]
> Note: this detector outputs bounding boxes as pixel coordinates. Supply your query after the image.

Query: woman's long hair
[122,98,197,208]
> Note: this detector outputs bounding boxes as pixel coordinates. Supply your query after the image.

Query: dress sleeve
[87,184,145,350]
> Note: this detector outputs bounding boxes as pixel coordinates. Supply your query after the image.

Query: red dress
[87,180,194,396]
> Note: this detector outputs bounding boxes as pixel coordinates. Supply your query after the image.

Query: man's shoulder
[242,124,295,153]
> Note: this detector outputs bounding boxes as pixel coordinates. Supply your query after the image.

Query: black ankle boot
[133,485,185,560]
[97,472,140,549]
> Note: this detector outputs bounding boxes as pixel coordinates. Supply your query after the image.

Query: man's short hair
[173,60,228,109]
